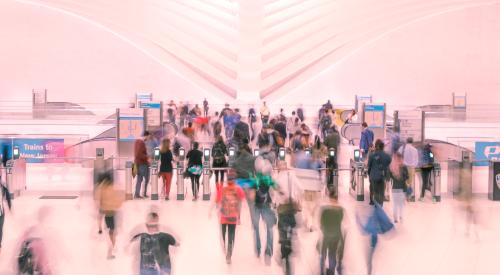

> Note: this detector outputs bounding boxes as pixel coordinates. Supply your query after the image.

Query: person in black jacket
[0,181,12,253]
[186,142,203,201]
[212,136,228,189]
[388,153,408,223]
[367,140,391,206]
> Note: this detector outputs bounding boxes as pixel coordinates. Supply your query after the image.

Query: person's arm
[3,185,12,210]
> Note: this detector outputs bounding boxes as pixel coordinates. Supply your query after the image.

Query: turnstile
[432,163,441,202]
[349,159,365,201]
[177,147,186,200]
[202,148,211,201]
[150,148,160,200]
[488,160,500,201]
[5,159,26,199]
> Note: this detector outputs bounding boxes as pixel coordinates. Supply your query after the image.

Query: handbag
[132,163,137,178]
[188,165,202,176]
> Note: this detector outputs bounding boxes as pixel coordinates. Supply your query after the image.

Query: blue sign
[364,105,385,111]
[140,102,161,109]
[475,141,500,166]
[13,139,65,163]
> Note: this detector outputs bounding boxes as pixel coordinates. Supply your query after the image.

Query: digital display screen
[13,147,19,156]
[229,149,235,157]
[204,149,210,157]
[354,150,360,158]
[279,149,285,158]
[154,148,160,158]
[430,152,434,158]
[254,149,259,157]
[305,149,311,156]
[329,150,335,157]
[179,149,185,157]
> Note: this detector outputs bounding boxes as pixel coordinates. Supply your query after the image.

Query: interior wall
[275,4,500,107]
[0,1,230,108]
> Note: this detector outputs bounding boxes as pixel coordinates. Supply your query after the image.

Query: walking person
[252,156,277,264]
[0,179,12,255]
[131,211,180,275]
[159,139,174,200]
[367,140,391,206]
[398,137,419,200]
[388,153,408,223]
[319,188,345,275]
[212,136,228,190]
[248,107,258,141]
[260,101,270,125]
[95,171,124,259]
[420,143,435,201]
[360,122,374,160]
[203,98,209,117]
[214,169,245,264]
[135,131,151,199]
[186,142,203,201]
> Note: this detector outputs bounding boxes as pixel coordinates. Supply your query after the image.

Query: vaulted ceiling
[13,0,500,99]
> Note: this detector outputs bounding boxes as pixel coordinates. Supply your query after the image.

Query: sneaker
[143,195,149,198]
[98,229,102,234]
[165,197,169,201]
[135,195,143,199]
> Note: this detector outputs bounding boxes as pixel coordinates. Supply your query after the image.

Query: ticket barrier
[5,158,26,199]
[177,147,186,200]
[349,149,365,201]
[326,148,338,199]
[202,148,211,201]
[431,163,441,202]
[125,161,134,200]
[228,147,236,167]
[488,160,500,201]
[150,147,160,200]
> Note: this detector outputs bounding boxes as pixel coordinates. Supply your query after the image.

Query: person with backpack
[252,152,277,264]
[367,140,391,206]
[214,169,246,264]
[319,188,345,275]
[398,137,419,200]
[248,107,258,141]
[420,143,435,201]
[360,122,374,160]
[212,136,228,190]
[95,171,124,259]
[0,179,12,254]
[388,153,409,223]
[186,142,203,201]
[211,112,223,139]
[320,109,332,140]
[134,131,150,199]
[130,211,179,275]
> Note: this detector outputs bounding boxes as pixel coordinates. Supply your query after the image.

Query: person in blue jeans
[134,132,150,199]
[359,122,374,160]
[252,170,277,264]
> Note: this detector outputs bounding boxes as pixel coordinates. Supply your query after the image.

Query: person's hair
[242,138,249,145]
[193,142,199,150]
[375,139,384,151]
[146,212,159,227]
[362,122,368,128]
[235,108,240,112]
[215,111,219,116]
[407,137,414,144]
[98,170,113,185]
[390,152,403,179]
[160,138,170,153]
[143,131,150,137]
[216,135,224,143]
[188,122,192,127]
[292,111,296,115]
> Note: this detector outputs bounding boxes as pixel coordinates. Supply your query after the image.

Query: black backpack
[255,183,271,207]
[18,238,36,274]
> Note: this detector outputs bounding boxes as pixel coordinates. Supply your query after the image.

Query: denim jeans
[135,164,150,197]
[320,237,341,275]
[252,205,276,256]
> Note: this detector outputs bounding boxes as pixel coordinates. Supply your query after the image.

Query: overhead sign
[396,110,424,143]
[140,102,162,127]
[355,95,372,112]
[118,108,144,141]
[136,92,153,107]
[363,104,385,128]
[475,141,500,166]
[0,138,64,163]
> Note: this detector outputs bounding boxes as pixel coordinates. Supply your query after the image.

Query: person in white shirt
[398,137,419,195]
[260,101,271,125]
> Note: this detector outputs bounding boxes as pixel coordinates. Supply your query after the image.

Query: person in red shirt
[134,131,150,199]
[215,169,245,264]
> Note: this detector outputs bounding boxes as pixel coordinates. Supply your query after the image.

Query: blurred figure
[319,109,332,140]
[215,169,246,264]
[357,203,394,275]
[0,179,12,254]
[419,143,434,202]
[260,101,270,125]
[211,111,222,139]
[179,102,189,128]
[319,188,345,275]
[159,139,174,200]
[253,155,277,264]
[17,207,53,275]
[248,106,258,141]
[130,211,180,275]
[359,122,374,160]
[135,131,151,199]
[367,140,391,206]
[166,100,177,124]
[388,153,408,223]
[95,171,124,259]
[186,142,203,201]
[457,164,478,239]
[212,136,228,190]
[398,137,419,200]
[182,122,195,142]
[296,107,304,122]
[203,98,209,117]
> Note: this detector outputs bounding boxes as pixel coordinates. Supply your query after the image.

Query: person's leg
[195,175,201,198]
[135,166,144,198]
[215,170,220,183]
[327,239,339,275]
[392,190,398,221]
[165,172,173,198]
[0,214,4,248]
[190,175,196,199]
[143,165,151,197]
[369,180,374,204]
[221,224,227,247]
[320,239,327,275]
[421,168,430,199]
[252,206,262,257]
[368,234,378,275]
[220,170,225,183]
[262,207,275,257]
[160,173,166,197]
[228,224,236,256]
[97,212,104,233]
